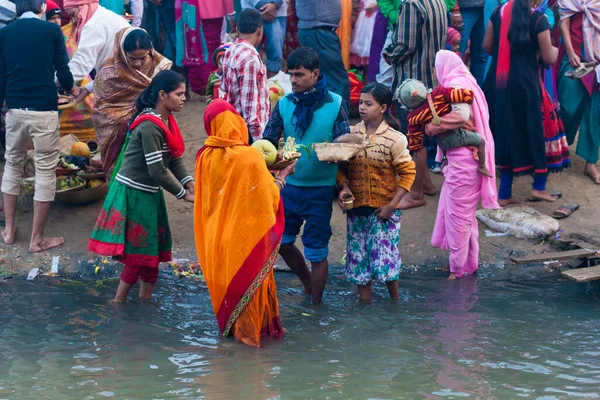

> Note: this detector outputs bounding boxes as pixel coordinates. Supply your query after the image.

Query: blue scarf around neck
[291,75,328,138]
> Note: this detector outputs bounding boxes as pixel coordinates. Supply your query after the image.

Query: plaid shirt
[220,39,270,140]
[382,0,447,90]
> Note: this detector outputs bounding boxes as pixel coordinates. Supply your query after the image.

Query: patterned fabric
[346,209,402,285]
[337,120,416,209]
[59,22,95,142]
[194,100,284,347]
[559,0,600,69]
[221,39,270,141]
[406,87,474,153]
[88,180,172,268]
[382,0,447,90]
[283,0,299,58]
[93,27,172,178]
[540,76,571,172]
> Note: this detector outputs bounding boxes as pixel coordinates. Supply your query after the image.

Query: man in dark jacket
[0,0,78,252]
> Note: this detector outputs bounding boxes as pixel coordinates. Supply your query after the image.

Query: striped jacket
[116,113,193,199]
[383,0,447,90]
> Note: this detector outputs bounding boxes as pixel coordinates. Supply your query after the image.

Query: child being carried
[397,79,492,177]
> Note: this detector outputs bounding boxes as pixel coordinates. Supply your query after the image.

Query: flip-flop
[566,63,596,79]
[527,190,562,202]
[552,203,579,219]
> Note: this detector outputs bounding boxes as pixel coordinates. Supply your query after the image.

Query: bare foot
[530,190,559,202]
[2,228,15,245]
[499,197,520,207]
[424,181,437,196]
[477,165,494,177]
[448,274,458,280]
[29,237,64,253]
[584,163,600,184]
[399,195,426,210]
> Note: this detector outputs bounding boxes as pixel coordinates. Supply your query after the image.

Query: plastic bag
[350,0,378,59]
[267,71,292,95]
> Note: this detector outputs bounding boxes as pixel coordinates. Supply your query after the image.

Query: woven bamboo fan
[314,143,365,163]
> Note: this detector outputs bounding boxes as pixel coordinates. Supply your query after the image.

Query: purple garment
[367,11,388,82]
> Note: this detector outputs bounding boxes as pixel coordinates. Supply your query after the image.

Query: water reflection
[0,273,599,399]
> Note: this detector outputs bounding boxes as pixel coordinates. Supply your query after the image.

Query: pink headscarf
[447,27,461,45]
[63,0,99,43]
[435,50,499,210]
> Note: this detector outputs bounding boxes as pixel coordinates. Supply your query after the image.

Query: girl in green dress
[89,70,194,302]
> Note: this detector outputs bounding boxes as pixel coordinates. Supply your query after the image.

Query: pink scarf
[435,50,500,210]
[62,0,99,43]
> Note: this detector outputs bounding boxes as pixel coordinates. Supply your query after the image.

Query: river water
[1,270,599,399]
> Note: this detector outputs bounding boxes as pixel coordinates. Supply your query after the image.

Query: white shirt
[67,6,129,91]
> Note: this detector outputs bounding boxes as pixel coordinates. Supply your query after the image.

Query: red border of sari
[216,199,285,334]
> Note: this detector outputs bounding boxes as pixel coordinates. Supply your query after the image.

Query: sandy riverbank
[1,97,599,282]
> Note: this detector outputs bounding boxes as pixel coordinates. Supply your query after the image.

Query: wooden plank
[562,266,600,282]
[510,249,600,264]
[570,233,600,248]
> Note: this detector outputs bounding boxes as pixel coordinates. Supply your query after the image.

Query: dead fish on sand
[476,206,559,240]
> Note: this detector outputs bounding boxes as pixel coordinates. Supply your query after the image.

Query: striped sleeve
[139,122,187,199]
[169,156,193,186]
[383,2,423,65]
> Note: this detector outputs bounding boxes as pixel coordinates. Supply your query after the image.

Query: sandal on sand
[552,204,579,219]
[527,190,562,202]
[565,63,597,79]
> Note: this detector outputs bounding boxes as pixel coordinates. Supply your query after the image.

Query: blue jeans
[281,184,335,263]
[144,0,176,62]
[263,17,286,72]
[458,6,490,85]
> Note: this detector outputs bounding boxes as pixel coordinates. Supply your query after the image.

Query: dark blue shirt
[0,16,73,111]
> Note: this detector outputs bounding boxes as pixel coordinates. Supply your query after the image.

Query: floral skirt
[345,209,402,285]
[88,181,172,267]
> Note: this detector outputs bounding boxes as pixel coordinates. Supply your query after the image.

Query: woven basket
[58,95,76,110]
[313,143,365,163]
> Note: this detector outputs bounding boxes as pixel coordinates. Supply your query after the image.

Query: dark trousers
[298,27,351,106]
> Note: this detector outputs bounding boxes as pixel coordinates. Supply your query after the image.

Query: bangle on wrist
[451,12,461,16]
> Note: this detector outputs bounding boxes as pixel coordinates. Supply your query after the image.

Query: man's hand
[69,86,81,98]
[375,204,395,220]
[450,11,463,31]
[185,181,195,195]
[260,3,277,22]
[73,87,90,104]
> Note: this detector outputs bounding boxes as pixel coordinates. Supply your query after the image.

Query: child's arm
[425,102,470,136]
[376,134,416,219]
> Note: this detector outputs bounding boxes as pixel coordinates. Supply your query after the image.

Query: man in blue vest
[264,47,350,303]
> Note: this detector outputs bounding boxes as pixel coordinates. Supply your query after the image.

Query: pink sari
[430,50,500,277]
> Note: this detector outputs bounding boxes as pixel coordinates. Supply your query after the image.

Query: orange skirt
[229,270,284,347]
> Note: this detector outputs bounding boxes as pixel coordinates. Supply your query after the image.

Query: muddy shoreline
[1,98,599,285]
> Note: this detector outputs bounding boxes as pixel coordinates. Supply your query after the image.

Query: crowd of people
[0,0,599,347]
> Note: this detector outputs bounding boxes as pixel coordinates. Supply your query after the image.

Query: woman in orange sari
[93,27,172,178]
[194,99,295,347]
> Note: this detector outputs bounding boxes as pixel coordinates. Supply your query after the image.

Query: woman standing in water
[194,99,295,347]
[483,0,559,205]
[429,50,500,280]
[94,27,172,179]
[89,71,194,303]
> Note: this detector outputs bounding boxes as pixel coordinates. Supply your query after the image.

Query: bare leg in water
[279,244,329,303]
[139,281,155,300]
[280,244,312,295]
[113,280,134,303]
[399,148,429,209]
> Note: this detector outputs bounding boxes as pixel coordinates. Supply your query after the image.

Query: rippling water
[1,270,599,399]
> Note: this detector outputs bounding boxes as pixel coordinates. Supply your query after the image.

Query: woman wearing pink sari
[428,50,500,279]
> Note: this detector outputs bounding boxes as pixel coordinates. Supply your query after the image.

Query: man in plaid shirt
[221,8,269,142]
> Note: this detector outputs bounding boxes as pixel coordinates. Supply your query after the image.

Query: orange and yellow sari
[194,99,284,347]
[60,22,95,142]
